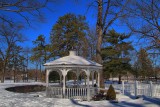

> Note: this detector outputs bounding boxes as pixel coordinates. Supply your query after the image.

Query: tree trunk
[35,64,38,82]
[96,0,104,88]
[1,61,7,83]
[1,67,5,83]
[118,74,122,84]
[40,61,42,82]
[14,69,16,83]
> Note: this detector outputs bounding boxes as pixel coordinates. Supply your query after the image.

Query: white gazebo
[43,51,102,101]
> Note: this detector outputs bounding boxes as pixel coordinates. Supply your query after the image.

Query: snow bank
[0,83,159,107]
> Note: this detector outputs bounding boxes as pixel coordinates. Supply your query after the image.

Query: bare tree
[88,27,97,61]
[0,22,24,82]
[0,0,55,82]
[126,0,160,50]
[0,0,52,25]
[22,47,31,82]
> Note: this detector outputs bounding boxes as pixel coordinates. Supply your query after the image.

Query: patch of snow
[0,82,159,107]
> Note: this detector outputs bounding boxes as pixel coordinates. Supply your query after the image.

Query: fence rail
[105,81,160,98]
[46,81,160,100]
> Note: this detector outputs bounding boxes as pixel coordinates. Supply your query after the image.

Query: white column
[84,69,90,101]
[63,74,66,97]
[122,81,124,94]
[60,69,70,98]
[134,80,138,97]
[92,72,94,86]
[87,74,90,101]
[46,69,51,87]
[98,72,100,88]
[149,81,153,97]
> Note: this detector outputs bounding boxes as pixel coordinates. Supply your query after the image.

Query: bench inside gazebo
[43,51,102,101]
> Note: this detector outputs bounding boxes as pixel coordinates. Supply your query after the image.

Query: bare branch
[17,12,30,25]
[0,0,51,25]
[102,0,110,27]
[85,1,97,15]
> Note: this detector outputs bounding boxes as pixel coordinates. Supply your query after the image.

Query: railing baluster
[69,88,70,98]
[80,88,82,96]
[71,88,73,98]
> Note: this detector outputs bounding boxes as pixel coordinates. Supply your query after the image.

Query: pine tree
[30,35,49,81]
[50,13,89,57]
[137,48,153,80]
[30,35,49,64]
[102,30,133,83]
[106,84,116,100]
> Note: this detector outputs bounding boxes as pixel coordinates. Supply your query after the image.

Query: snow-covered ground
[0,82,159,107]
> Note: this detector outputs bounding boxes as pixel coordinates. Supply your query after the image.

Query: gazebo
[43,51,102,101]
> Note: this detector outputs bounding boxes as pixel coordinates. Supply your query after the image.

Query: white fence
[105,81,160,98]
[46,87,96,100]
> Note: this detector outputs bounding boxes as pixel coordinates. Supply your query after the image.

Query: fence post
[122,81,124,94]
[134,80,138,97]
[149,81,153,97]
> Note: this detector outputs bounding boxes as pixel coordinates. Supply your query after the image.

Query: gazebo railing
[65,87,87,100]
[46,87,96,100]
[46,87,63,98]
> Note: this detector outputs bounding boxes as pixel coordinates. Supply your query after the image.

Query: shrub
[106,85,116,100]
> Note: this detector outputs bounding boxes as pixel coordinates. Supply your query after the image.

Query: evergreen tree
[102,30,133,83]
[106,84,116,100]
[136,48,153,80]
[30,35,49,64]
[50,13,89,57]
[95,0,130,88]
[30,35,50,81]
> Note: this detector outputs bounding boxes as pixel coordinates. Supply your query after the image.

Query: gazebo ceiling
[44,51,102,69]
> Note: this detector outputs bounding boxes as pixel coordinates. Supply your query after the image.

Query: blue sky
[1,0,146,51]
[21,0,99,68]
[21,0,135,48]
[19,1,140,69]
[1,0,145,69]
[22,0,97,48]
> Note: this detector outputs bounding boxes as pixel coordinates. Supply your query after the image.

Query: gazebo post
[62,74,66,98]
[98,71,100,88]
[91,72,94,86]
[85,69,90,101]
[46,69,51,87]
[61,69,70,98]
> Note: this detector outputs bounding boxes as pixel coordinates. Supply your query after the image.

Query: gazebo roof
[44,51,102,69]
